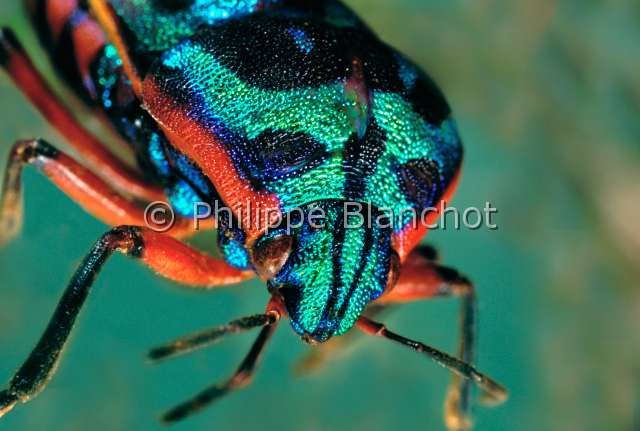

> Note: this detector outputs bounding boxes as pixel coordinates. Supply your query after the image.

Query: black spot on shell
[152,0,195,13]
[235,130,329,187]
[398,158,442,208]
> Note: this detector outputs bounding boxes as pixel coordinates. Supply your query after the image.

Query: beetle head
[252,201,398,343]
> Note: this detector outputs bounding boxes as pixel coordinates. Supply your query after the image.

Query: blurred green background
[0,1,639,430]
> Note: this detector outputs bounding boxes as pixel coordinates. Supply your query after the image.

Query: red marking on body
[45,0,78,41]
[143,77,283,243]
[392,168,462,261]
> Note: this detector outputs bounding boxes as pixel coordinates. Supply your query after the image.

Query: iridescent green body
[30,0,463,342]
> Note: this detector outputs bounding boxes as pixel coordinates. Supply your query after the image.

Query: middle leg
[0,139,193,244]
[0,28,164,202]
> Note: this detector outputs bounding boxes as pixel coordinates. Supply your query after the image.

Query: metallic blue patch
[217,212,251,270]
[147,134,172,176]
[286,28,314,54]
[110,0,284,51]
[396,54,418,90]
[166,179,201,217]
[218,235,251,270]
[164,144,216,197]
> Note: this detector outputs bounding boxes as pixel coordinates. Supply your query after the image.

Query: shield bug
[0,0,507,429]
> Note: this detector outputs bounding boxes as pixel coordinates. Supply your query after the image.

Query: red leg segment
[377,246,470,304]
[141,231,254,287]
[0,139,195,244]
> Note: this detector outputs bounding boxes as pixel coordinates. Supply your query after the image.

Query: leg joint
[435,265,474,295]
[415,244,439,261]
[101,225,144,257]
[10,139,58,164]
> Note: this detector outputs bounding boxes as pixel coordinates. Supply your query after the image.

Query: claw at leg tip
[480,388,509,406]
[445,414,472,431]
[160,410,181,427]
[0,390,18,418]
[444,386,473,431]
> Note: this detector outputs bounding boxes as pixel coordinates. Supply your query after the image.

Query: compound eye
[252,235,293,280]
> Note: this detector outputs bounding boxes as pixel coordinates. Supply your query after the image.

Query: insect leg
[148,313,279,362]
[0,28,163,202]
[375,245,499,430]
[161,299,282,424]
[0,139,190,244]
[0,226,253,419]
[356,316,508,414]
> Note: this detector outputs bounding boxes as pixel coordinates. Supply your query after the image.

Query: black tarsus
[358,316,507,405]
[162,320,279,424]
[148,313,277,362]
[0,225,143,416]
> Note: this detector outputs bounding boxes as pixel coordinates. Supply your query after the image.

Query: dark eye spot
[253,235,293,280]
[242,130,329,182]
[398,158,441,208]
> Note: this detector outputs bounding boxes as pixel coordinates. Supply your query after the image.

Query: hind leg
[0,28,163,202]
[0,139,193,244]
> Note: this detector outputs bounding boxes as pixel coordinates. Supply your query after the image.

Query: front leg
[0,226,253,418]
[377,245,481,431]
